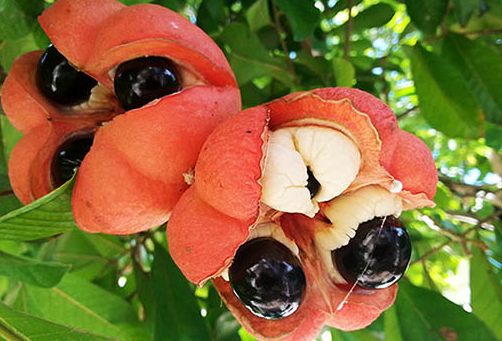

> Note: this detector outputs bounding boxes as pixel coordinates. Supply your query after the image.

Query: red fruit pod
[167,87,437,340]
[1,0,241,234]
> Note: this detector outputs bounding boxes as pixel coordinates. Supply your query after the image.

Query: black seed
[52,134,94,187]
[332,216,411,289]
[229,237,306,319]
[37,45,97,106]
[114,56,181,111]
[306,167,320,199]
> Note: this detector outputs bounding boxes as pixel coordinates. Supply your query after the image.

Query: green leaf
[246,0,271,32]
[407,44,484,138]
[151,242,210,341]
[330,328,381,341]
[470,247,502,339]
[220,22,295,87]
[0,118,10,193]
[197,0,226,34]
[443,33,502,127]
[135,242,210,341]
[0,302,116,341]
[332,58,355,88]
[485,123,502,149]
[452,0,478,26]
[331,0,363,13]
[335,4,395,34]
[0,251,69,287]
[0,194,22,217]
[54,231,125,280]
[386,281,498,340]
[152,0,185,11]
[0,176,77,241]
[0,0,36,40]
[15,274,146,341]
[405,0,448,34]
[272,0,320,41]
[1,115,23,166]
[0,33,39,72]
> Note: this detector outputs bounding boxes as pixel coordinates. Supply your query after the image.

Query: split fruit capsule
[1,0,241,234]
[167,87,438,340]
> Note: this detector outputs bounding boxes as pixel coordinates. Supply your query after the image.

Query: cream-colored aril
[261,126,361,217]
[315,185,403,282]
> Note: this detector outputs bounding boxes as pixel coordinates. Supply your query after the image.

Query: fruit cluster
[1,0,438,340]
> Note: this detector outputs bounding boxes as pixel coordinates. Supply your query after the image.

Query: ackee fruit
[1,0,241,234]
[167,87,438,340]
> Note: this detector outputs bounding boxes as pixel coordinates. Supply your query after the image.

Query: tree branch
[396,106,418,120]
[343,0,354,60]
[271,3,300,87]
[411,211,498,265]
[0,190,14,197]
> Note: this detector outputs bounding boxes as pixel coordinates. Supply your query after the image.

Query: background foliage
[1,0,502,340]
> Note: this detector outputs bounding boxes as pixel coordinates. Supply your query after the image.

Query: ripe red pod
[2,0,241,234]
[167,88,438,340]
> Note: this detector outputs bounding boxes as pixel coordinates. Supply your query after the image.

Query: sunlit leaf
[332,58,355,88]
[339,3,395,33]
[443,33,502,127]
[385,281,498,340]
[0,0,36,40]
[470,247,502,339]
[246,0,271,32]
[14,274,147,341]
[0,33,39,72]
[0,251,69,287]
[0,302,115,341]
[407,44,484,138]
[0,176,77,241]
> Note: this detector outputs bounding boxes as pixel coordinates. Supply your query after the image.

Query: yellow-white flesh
[315,185,403,281]
[220,222,299,281]
[261,126,361,217]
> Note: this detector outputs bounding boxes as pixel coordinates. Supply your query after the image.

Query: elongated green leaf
[407,44,484,138]
[330,328,382,341]
[0,0,36,40]
[197,0,225,34]
[15,273,147,341]
[470,247,502,339]
[135,242,210,341]
[220,23,295,87]
[272,0,320,41]
[0,251,69,288]
[332,58,355,88]
[405,0,448,34]
[246,0,271,32]
[335,4,395,34]
[0,176,77,241]
[443,34,502,127]
[152,242,210,341]
[1,116,23,166]
[452,0,478,26]
[0,302,115,341]
[386,281,497,340]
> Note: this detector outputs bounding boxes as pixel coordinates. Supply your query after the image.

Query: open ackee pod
[1,0,241,234]
[167,87,437,340]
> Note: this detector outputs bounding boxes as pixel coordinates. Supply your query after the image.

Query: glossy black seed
[52,135,94,187]
[306,167,320,199]
[229,237,306,319]
[37,45,97,105]
[114,56,181,111]
[332,216,411,289]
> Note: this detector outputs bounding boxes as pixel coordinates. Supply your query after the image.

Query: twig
[411,211,498,265]
[343,0,354,60]
[396,106,418,120]
[464,29,502,36]
[271,3,300,87]
[0,190,14,197]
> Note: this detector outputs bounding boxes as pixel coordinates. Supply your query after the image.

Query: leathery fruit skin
[2,0,241,234]
[167,87,438,340]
